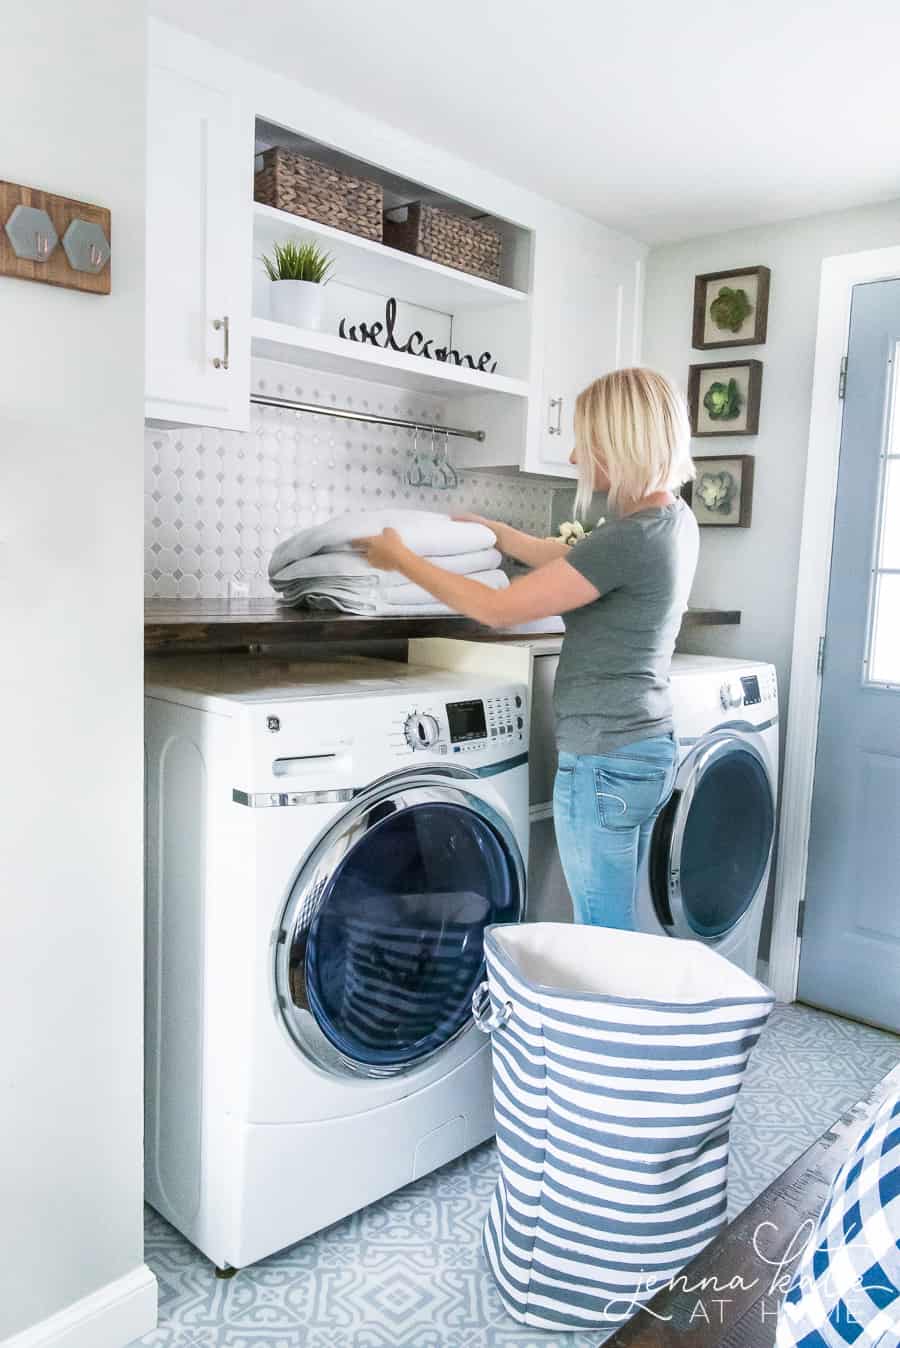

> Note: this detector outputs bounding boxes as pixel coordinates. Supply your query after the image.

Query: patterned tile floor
[136,1003,899,1348]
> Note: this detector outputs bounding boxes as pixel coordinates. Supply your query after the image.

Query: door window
[292,801,521,1070]
[865,342,900,686]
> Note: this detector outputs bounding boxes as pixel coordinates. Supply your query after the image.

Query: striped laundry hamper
[472,922,775,1332]
[776,1082,900,1348]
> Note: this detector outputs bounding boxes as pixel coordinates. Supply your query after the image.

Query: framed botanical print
[688,359,763,436]
[683,455,755,527]
[692,265,770,349]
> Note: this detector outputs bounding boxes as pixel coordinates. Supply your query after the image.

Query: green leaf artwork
[697,470,737,515]
[709,285,753,333]
[703,378,742,421]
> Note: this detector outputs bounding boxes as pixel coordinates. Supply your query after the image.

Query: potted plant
[261,239,334,330]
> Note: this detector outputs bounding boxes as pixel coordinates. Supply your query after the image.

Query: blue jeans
[553,735,678,929]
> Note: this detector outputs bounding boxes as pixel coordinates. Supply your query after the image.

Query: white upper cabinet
[143,23,646,471]
[526,223,645,476]
[145,31,252,429]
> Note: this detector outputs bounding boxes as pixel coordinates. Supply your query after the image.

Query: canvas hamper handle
[472,981,512,1034]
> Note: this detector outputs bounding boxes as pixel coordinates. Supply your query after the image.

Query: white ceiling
[151,0,900,244]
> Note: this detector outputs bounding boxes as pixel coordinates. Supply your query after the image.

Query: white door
[145,55,250,429]
[535,233,642,470]
[798,278,900,1032]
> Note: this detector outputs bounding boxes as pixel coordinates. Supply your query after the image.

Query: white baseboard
[3,1265,157,1348]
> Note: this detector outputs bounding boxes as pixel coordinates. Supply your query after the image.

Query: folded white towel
[277,568,509,616]
[268,509,495,581]
[271,547,502,590]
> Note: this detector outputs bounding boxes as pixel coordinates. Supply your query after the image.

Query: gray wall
[643,199,900,955]
[644,198,900,722]
[0,4,149,1339]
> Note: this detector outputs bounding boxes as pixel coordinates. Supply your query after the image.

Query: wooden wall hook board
[1,180,111,294]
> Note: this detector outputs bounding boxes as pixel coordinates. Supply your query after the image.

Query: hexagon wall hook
[5,205,58,262]
[62,218,110,274]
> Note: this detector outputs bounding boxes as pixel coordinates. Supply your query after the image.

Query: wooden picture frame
[688,359,762,437]
[682,455,755,527]
[692,265,770,349]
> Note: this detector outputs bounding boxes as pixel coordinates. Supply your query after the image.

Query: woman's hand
[352,527,410,574]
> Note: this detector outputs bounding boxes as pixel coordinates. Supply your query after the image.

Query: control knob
[720,679,744,711]
[404,712,441,750]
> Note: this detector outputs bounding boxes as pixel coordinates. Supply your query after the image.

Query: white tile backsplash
[145,359,553,598]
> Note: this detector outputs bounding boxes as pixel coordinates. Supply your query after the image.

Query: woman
[355,367,698,931]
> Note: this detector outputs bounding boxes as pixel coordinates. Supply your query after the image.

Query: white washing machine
[144,656,529,1272]
[635,654,779,975]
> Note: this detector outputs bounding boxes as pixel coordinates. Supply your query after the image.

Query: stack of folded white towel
[268,509,510,616]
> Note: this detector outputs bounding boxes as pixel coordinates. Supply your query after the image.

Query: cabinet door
[531,236,643,473]
[146,62,250,429]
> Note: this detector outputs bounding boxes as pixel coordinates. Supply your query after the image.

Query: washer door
[649,734,775,942]
[275,775,525,1076]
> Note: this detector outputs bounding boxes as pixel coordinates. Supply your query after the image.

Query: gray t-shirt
[554,499,699,755]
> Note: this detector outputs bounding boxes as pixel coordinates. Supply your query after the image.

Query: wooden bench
[605,1063,900,1348]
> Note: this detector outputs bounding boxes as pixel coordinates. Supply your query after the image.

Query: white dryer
[144,656,529,1272]
[635,654,779,975]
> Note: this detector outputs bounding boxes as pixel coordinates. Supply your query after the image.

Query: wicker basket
[383,203,503,283]
[254,147,383,241]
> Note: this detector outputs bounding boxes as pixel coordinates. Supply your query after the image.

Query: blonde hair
[573,367,695,517]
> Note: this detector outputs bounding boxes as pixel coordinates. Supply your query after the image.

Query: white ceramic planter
[270,279,325,330]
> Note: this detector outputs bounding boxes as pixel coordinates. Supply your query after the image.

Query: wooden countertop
[145,598,741,654]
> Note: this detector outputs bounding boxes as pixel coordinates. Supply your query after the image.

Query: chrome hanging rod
[250,392,485,441]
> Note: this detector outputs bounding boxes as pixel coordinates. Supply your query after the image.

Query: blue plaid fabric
[776,1086,900,1348]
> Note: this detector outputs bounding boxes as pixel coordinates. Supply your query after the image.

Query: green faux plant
[703,378,742,420]
[261,239,334,283]
[697,471,736,514]
[709,285,752,333]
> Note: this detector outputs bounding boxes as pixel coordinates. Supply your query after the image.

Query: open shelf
[250,318,531,399]
[253,203,529,316]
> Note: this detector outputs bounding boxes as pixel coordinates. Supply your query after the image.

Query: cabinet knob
[212,315,230,370]
[548,396,563,435]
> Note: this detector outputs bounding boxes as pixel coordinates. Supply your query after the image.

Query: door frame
[769,244,900,1003]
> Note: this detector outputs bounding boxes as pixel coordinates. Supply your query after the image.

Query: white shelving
[250,318,530,399]
[253,203,529,315]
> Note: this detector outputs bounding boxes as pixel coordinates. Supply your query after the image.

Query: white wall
[643,200,900,721]
[0,5,154,1345]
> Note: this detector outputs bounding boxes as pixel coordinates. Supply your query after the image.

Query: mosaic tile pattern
[136,1002,898,1348]
[144,361,555,599]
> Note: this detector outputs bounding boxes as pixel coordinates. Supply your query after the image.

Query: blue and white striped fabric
[776,1082,900,1348]
[479,922,775,1332]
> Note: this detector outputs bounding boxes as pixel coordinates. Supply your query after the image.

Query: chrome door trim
[678,716,778,746]
[665,732,775,942]
[273,769,526,1079]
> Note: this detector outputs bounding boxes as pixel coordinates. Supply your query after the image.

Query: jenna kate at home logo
[339,297,498,372]
[598,1219,898,1334]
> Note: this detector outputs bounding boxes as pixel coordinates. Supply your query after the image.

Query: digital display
[741,675,761,705]
[447,699,487,743]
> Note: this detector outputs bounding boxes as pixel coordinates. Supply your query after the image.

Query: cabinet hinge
[838,355,848,400]
[796,899,806,940]
[816,635,826,676]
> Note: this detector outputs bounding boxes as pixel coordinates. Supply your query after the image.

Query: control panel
[719,667,778,713]
[399,692,527,756]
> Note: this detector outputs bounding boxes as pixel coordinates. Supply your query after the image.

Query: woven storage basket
[383,202,503,282]
[255,146,383,241]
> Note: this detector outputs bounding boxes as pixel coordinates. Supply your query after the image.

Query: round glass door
[275,779,524,1075]
[650,736,775,941]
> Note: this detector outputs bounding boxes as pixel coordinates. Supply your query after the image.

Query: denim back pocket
[594,760,668,830]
